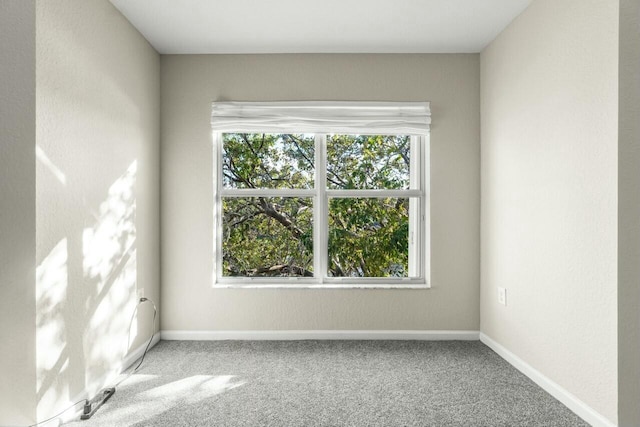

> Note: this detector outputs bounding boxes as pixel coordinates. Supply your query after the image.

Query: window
[212,102,430,287]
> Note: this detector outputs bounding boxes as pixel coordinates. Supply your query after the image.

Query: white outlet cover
[498,287,507,305]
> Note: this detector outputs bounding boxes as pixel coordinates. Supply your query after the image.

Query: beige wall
[0,1,38,425]
[160,54,480,331]
[618,0,640,424]
[481,0,618,423]
[35,0,160,422]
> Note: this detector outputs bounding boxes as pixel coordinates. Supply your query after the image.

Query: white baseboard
[160,329,480,341]
[479,333,616,427]
[36,334,160,427]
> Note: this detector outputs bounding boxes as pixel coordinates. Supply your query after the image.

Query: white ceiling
[110,0,532,54]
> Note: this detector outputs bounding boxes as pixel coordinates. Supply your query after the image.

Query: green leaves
[220,133,412,279]
[222,197,313,277]
[326,134,410,190]
[328,197,409,277]
[223,133,314,189]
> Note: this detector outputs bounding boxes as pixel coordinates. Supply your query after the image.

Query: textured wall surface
[481,0,618,423]
[160,54,480,332]
[0,2,37,425]
[35,0,160,422]
[618,0,640,424]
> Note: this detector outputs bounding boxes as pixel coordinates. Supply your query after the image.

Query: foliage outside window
[215,131,428,287]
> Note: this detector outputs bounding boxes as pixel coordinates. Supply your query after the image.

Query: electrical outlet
[137,288,145,300]
[497,287,507,306]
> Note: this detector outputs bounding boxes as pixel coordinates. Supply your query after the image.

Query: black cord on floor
[28,297,157,426]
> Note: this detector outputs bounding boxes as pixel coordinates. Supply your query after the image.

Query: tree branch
[228,211,260,228]
[286,134,314,169]
[330,257,345,277]
[258,197,303,238]
[242,264,313,277]
[327,167,350,188]
[241,133,276,183]
[359,256,369,277]
[225,152,255,188]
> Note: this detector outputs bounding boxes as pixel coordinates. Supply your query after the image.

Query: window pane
[328,197,414,278]
[326,135,411,190]
[222,197,313,277]
[222,133,314,189]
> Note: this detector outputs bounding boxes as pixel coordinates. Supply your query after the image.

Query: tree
[221,133,411,278]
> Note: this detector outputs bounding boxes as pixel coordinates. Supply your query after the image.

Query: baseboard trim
[37,334,160,427]
[160,329,480,341]
[479,333,616,427]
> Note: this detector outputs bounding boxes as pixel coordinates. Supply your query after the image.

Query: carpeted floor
[65,340,588,427]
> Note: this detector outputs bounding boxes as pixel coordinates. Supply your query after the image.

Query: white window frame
[212,132,430,289]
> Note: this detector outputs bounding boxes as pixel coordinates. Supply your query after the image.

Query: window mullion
[220,188,316,197]
[325,189,422,198]
[314,134,327,282]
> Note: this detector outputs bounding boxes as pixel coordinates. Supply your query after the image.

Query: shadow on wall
[36,158,139,420]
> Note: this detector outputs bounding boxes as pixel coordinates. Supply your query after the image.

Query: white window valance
[211,101,431,134]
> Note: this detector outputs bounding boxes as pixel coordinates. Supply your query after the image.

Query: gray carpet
[66,340,588,427]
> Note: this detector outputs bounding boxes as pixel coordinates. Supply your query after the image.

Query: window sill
[213,283,430,290]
